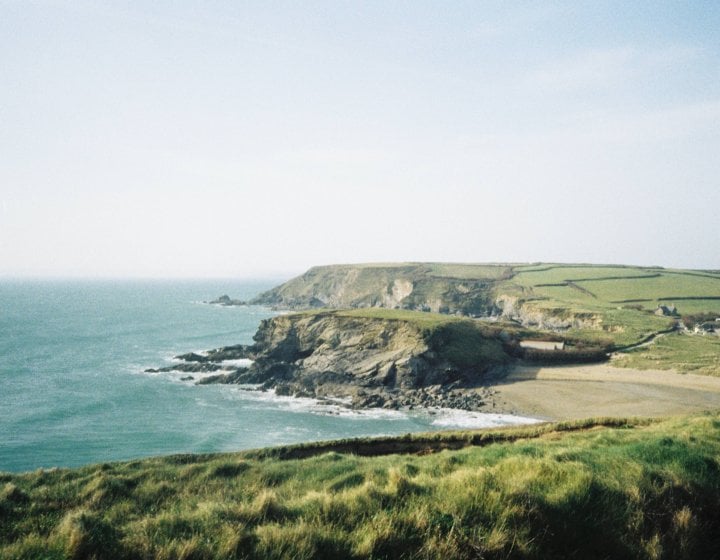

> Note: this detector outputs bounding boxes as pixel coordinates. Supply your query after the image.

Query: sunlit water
[0,280,537,473]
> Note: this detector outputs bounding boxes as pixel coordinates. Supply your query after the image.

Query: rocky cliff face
[251,263,603,330]
[494,295,602,331]
[190,312,510,410]
[251,264,503,316]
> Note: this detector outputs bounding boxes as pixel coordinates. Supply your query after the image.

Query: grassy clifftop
[252,263,720,374]
[252,262,720,318]
[3,413,720,559]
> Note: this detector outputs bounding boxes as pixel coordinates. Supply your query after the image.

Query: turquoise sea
[0,280,536,473]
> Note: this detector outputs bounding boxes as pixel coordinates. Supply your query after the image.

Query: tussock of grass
[3,413,720,558]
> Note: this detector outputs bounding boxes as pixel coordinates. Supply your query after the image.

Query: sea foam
[430,409,540,428]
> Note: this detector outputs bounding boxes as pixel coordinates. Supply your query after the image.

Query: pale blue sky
[1,1,719,277]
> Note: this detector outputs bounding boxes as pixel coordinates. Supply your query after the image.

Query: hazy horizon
[2,258,719,282]
[2,2,719,278]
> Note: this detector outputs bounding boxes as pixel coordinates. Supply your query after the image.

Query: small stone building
[654,304,678,317]
[520,340,565,351]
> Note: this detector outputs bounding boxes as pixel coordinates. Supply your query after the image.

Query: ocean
[0,280,536,473]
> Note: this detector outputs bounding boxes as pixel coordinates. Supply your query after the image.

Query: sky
[1,1,719,278]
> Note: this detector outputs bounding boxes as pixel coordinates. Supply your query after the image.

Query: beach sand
[487,363,720,420]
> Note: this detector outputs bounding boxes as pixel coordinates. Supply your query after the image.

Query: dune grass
[3,413,720,559]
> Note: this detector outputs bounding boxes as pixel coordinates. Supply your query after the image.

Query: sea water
[0,280,537,473]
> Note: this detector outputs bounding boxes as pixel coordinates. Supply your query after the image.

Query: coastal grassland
[501,295,674,349]
[507,267,719,372]
[3,414,720,559]
[614,333,720,376]
[507,265,720,309]
[569,307,676,347]
[511,265,660,287]
[500,265,719,350]
[333,307,465,328]
[578,273,720,305]
[424,263,514,280]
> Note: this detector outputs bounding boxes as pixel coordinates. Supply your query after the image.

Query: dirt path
[488,363,720,420]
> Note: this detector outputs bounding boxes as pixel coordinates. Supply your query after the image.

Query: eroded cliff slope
[194,310,512,410]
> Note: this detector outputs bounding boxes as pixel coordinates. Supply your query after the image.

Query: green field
[614,333,720,376]
[3,414,720,559]
[494,264,720,368]
[512,265,659,286]
[424,263,514,280]
[510,267,720,308]
[332,307,464,327]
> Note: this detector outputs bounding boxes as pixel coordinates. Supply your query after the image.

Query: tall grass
[2,413,720,558]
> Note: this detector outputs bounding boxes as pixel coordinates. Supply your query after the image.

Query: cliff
[193,310,512,410]
[249,262,710,346]
[249,263,604,329]
[250,263,513,316]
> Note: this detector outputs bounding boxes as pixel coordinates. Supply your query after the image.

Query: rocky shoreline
[147,311,513,412]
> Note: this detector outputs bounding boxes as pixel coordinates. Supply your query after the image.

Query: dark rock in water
[196,373,228,385]
[195,368,250,385]
[382,399,399,410]
[187,363,224,373]
[205,344,255,361]
[354,393,386,408]
[274,385,293,396]
[175,352,209,363]
[180,376,194,381]
[152,362,223,374]
[207,295,247,306]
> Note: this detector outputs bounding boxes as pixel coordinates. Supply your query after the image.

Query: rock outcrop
[169,312,511,410]
[207,295,247,306]
[494,295,602,331]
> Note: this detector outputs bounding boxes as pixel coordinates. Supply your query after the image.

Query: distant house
[655,304,678,317]
[520,340,565,351]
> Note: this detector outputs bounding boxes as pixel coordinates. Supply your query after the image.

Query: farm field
[492,264,720,366]
[613,333,720,376]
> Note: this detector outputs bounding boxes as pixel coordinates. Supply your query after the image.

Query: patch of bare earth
[489,363,720,420]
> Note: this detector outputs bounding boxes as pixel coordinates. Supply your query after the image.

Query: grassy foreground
[3,414,720,559]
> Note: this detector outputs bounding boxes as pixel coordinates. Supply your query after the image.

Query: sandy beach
[489,363,720,420]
